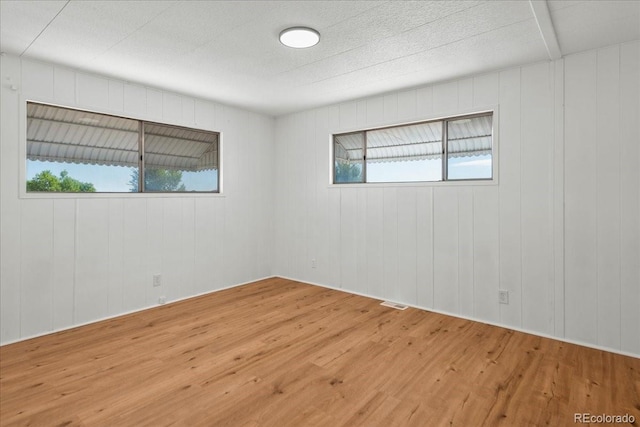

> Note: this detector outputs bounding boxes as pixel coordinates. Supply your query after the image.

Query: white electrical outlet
[498,290,509,304]
[311,258,317,268]
[153,274,162,287]
[158,296,166,304]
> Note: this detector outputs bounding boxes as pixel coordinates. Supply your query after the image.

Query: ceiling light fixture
[279,27,320,49]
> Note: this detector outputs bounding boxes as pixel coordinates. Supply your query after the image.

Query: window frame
[21,100,222,197]
[331,110,496,186]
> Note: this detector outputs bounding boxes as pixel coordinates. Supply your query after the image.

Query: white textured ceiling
[1,0,639,116]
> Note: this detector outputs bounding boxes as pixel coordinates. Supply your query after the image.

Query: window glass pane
[26,102,138,192]
[366,121,442,182]
[143,123,219,192]
[447,115,492,180]
[334,132,364,183]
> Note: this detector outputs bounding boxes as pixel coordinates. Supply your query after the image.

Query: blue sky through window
[366,155,491,182]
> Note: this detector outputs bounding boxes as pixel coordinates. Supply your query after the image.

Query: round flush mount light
[279,27,320,48]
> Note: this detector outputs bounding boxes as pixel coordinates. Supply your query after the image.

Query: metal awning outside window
[334,114,492,164]
[27,103,219,171]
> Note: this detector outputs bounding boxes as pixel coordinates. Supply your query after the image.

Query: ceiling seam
[529,0,563,60]
[19,0,71,57]
[90,1,178,62]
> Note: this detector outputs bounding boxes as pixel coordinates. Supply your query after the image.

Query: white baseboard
[276,275,640,360]
[5,274,638,360]
[0,276,275,347]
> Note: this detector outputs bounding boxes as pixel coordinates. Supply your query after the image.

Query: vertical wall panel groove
[53,199,75,330]
[564,51,598,345]
[434,188,459,314]
[0,55,23,343]
[553,59,565,338]
[416,187,434,308]
[382,187,398,302]
[107,199,124,317]
[619,40,640,355]
[458,188,474,318]
[595,45,621,350]
[397,188,417,304]
[520,62,554,335]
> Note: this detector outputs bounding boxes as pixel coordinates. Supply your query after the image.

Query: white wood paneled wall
[0,55,275,344]
[274,61,560,337]
[564,42,640,355]
[274,41,640,356]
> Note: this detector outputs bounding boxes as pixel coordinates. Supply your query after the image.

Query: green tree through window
[26,170,96,192]
[335,162,363,183]
[129,169,186,192]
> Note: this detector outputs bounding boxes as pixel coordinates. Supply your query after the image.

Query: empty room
[0,0,638,426]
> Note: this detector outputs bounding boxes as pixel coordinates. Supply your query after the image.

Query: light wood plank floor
[1,278,638,426]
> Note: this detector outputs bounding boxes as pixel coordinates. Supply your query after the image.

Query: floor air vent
[380,301,408,310]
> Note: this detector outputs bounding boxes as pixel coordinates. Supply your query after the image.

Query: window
[26,102,220,193]
[333,112,492,184]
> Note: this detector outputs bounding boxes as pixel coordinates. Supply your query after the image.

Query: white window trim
[328,105,500,188]
[19,98,225,198]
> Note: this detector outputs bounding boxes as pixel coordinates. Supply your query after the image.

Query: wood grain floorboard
[1,277,638,426]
